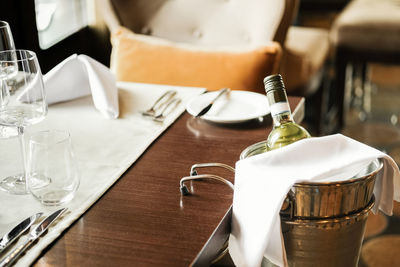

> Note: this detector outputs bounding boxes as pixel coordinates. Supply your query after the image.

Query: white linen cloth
[43,54,119,119]
[0,81,205,267]
[228,134,400,267]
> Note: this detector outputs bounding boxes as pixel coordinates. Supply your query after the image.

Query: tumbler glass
[27,130,79,206]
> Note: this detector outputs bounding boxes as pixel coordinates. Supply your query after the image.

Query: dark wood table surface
[33,97,303,267]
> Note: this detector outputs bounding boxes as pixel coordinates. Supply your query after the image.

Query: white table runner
[0,82,205,266]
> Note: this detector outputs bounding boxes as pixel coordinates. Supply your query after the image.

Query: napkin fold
[44,54,119,119]
[229,134,400,267]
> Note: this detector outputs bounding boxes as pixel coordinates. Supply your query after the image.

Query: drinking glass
[0,50,48,194]
[27,130,80,206]
[0,21,15,51]
[0,21,18,139]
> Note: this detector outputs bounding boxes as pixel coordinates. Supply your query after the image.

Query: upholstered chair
[101,0,286,94]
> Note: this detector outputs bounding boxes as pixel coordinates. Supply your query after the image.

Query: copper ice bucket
[186,141,383,267]
[240,141,382,267]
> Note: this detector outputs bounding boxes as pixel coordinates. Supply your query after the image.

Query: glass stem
[17,126,26,188]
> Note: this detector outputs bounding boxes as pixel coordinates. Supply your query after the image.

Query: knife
[0,208,67,267]
[0,212,43,253]
[195,88,230,117]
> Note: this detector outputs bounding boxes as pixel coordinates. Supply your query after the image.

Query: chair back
[107,0,286,45]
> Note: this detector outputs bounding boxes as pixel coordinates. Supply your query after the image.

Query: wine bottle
[264,74,310,151]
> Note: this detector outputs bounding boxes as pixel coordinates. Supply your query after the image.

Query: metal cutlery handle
[142,90,177,116]
[154,98,182,122]
[0,239,33,267]
[0,208,66,267]
[155,98,180,117]
[196,88,230,117]
[0,212,42,253]
[210,88,230,105]
[152,90,177,109]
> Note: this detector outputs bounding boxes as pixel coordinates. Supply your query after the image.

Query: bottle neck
[267,89,293,127]
[270,104,293,127]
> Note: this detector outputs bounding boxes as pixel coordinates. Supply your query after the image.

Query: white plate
[186,90,270,123]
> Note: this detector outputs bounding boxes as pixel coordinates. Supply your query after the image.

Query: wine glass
[0,21,15,51]
[0,50,48,194]
[0,21,18,138]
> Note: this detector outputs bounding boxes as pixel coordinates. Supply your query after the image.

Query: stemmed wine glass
[0,21,18,138]
[0,50,48,194]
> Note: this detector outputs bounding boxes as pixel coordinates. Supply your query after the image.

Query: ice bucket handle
[180,162,235,195]
[190,163,235,176]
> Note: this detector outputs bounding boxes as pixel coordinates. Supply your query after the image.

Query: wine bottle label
[270,102,291,115]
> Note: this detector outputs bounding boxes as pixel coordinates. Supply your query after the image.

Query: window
[35,0,88,49]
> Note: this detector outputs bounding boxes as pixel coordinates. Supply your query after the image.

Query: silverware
[195,88,230,117]
[153,98,182,122]
[0,213,43,253]
[141,90,177,117]
[0,208,67,267]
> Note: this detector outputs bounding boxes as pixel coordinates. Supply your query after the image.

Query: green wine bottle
[264,74,310,151]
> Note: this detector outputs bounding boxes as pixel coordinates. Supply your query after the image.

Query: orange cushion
[111,27,282,93]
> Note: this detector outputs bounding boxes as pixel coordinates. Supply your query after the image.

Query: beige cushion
[330,0,400,53]
[111,27,282,93]
[281,26,330,94]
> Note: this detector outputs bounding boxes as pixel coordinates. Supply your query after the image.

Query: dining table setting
[0,20,307,265]
[0,51,305,266]
[0,21,309,265]
[3,17,399,267]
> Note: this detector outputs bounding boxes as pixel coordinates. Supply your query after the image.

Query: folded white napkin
[44,54,119,119]
[228,134,400,267]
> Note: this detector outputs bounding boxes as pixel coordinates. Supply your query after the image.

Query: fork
[153,98,182,122]
[141,90,177,117]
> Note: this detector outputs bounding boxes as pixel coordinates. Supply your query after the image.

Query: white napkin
[228,134,400,267]
[44,54,119,119]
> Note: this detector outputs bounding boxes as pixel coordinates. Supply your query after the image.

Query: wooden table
[33,97,304,266]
